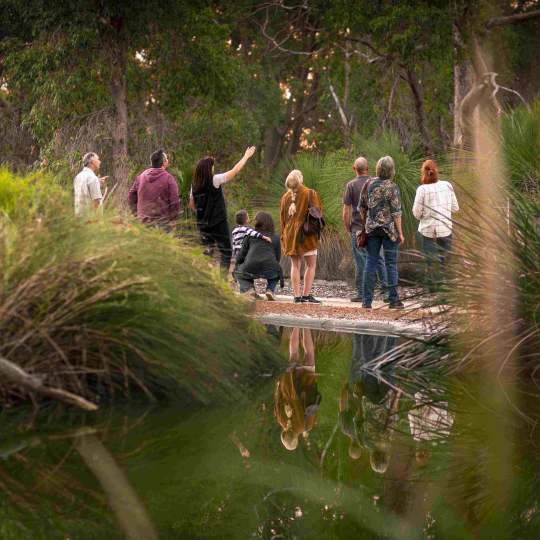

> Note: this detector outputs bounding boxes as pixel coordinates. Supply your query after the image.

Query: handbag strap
[359,178,372,228]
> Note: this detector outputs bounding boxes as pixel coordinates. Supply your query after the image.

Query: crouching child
[235,211,283,300]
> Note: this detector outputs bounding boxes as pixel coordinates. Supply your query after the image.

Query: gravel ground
[254,300,430,322]
[252,278,423,302]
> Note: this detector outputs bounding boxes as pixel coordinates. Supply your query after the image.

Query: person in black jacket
[189,146,256,271]
[235,211,283,300]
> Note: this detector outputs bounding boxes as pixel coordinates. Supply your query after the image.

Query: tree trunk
[404,67,434,156]
[108,38,130,206]
[452,23,473,147]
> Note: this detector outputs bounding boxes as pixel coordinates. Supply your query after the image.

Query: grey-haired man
[73,152,108,216]
[342,156,388,302]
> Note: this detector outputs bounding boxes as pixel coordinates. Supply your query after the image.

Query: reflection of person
[339,334,401,472]
[274,328,321,451]
[408,390,454,465]
[280,170,323,304]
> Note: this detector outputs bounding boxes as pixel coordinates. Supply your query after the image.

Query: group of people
[73,146,459,307]
[342,155,459,307]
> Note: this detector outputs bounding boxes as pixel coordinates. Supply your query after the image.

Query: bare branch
[328,81,349,129]
[486,9,540,28]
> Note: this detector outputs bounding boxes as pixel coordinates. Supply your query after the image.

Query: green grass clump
[0,170,280,409]
[502,99,540,193]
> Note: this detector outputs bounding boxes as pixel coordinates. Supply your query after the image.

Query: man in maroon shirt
[128,149,180,230]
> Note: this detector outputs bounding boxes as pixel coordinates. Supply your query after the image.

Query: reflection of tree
[76,434,157,540]
[274,328,321,451]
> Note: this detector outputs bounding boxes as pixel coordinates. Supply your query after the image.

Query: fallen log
[0,356,98,411]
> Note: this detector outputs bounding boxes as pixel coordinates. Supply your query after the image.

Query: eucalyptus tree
[1,0,243,195]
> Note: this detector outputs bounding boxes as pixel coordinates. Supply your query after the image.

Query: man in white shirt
[73,152,107,216]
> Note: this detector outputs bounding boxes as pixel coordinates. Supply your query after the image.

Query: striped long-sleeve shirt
[232,226,265,256]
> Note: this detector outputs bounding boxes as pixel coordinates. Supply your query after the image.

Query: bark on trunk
[404,67,434,156]
[108,39,130,206]
[453,23,473,147]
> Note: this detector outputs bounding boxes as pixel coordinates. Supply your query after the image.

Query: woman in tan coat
[280,170,322,303]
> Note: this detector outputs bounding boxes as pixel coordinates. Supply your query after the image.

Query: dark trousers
[363,229,399,305]
[238,276,279,293]
[200,220,232,271]
[419,233,452,289]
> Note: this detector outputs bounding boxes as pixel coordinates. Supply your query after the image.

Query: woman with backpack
[189,146,256,272]
[280,169,324,303]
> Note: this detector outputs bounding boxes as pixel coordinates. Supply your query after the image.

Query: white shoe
[265,290,275,301]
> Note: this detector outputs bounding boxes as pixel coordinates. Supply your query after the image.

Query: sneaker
[362,303,372,309]
[265,290,275,301]
[389,300,405,309]
[302,295,321,304]
[294,296,303,303]
[350,296,363,303]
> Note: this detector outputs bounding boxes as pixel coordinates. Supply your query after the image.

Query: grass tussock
[0,170,279,409]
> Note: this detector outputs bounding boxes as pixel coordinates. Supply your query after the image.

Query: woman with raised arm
[280,169,323,303]
[189,146,256,271]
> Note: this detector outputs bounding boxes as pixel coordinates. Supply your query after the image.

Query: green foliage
[502,100,540,192]
[0,170,280,409]
[0,167,67,220]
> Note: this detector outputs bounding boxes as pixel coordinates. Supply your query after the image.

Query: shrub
[0,170,280,409]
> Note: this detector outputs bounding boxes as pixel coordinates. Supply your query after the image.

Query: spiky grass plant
[502,99,540,193]
[0,170,280,410]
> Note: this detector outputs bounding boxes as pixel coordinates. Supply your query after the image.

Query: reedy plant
[0,170,280,410]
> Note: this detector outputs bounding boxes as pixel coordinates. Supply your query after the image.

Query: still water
[0,328,539,539]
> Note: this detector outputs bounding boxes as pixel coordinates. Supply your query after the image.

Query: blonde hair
[274,369,318,451]
[285,169,304,217]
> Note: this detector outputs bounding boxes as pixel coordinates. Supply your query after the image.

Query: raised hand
[244,146,256,159]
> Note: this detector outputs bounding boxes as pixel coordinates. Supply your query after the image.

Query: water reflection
[0,329,538,539]
[339,335,401,472]
[274,328,321,451]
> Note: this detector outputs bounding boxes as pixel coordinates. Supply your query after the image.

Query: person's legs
[363,234,383,307]
[437,235,452,284]
[266,277,279,292]
[290,256,302,298]
[376,246,388,299]
[437,235,452,266]
[237,276,254,293]
[302,255,317,297]
[382,235,400,304]
[420,234,438,291]
[212,220,232,272]
[351,233,367,299]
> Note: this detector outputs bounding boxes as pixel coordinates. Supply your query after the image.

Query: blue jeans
[238,276,279,293]
[363,230,399,305]
[351,233,387,298]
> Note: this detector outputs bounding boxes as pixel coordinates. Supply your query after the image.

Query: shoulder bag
[303,189,325,237]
